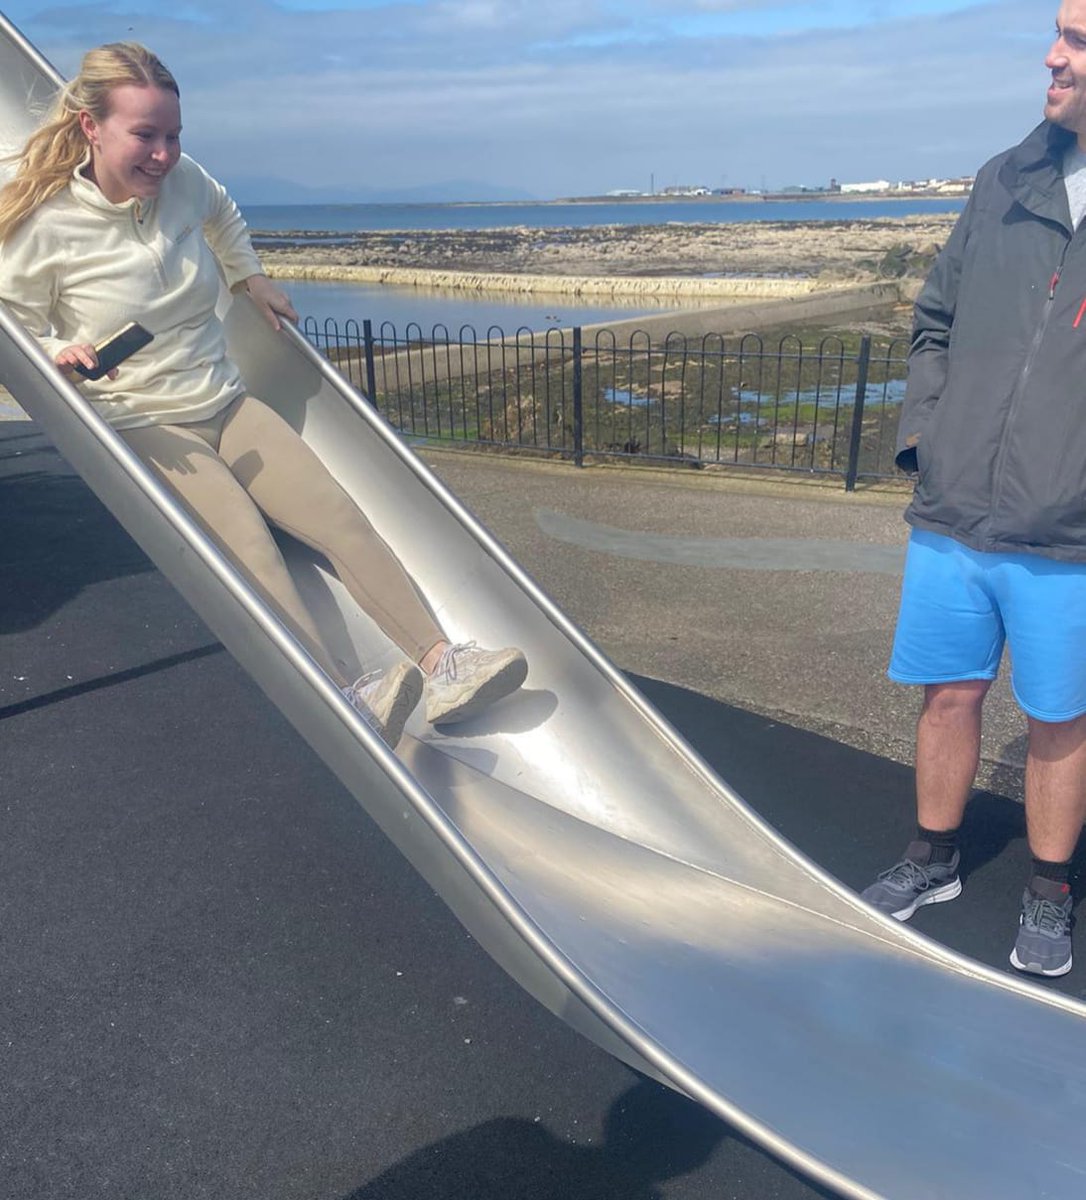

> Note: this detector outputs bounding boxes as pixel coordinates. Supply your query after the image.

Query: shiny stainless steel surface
[4,13,1086,1198]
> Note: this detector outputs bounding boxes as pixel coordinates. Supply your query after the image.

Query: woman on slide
[0,42,526,747]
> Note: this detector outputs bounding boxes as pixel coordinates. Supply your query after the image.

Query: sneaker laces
[877,858,936,892]
[342,670,384,730]
[434,641,477,682]
[1024,894,1072,937]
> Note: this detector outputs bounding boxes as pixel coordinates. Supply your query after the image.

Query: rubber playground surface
[4,420,1083,1200]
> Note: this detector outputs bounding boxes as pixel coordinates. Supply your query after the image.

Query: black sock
[1031,857,1071,887]
[917,824,959,865]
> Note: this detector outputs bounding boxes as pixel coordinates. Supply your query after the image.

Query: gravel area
[255,214,958,284]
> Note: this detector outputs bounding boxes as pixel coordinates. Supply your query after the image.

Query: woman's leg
[121,420,346,683]
[215,395,445,663]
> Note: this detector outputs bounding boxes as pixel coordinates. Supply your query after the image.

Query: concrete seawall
[263,263,846,300]
[581,282,903,339]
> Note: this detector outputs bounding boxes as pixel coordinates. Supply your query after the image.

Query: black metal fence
[302,317,910,489]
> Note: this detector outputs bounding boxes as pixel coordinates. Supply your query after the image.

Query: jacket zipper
[988,234,1072,537]
[132,206,168,292]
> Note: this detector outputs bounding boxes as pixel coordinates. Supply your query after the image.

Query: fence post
[362,319,378,406]
[845,336,871,492]
[572,326,584,467]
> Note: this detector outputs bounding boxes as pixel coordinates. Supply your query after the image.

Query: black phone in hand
[74,321,154,380]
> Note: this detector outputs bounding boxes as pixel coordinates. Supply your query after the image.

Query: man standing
[861,4,1086,977]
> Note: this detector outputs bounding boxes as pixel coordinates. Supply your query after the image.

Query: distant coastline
[551,190,968,206]
[244,192,966,212]
[240,195,966,236]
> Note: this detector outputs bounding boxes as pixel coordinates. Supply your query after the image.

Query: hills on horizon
[226,174,539,206]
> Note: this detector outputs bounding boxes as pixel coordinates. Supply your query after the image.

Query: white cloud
[0,0,1057,197]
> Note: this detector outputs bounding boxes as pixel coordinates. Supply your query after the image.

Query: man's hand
[245,274,298,331]
[54,344,118,380]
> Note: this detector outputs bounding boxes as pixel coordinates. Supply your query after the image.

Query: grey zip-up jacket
[899,120,1086,561]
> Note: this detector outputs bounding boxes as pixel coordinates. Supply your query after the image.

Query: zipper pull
[1050,267,1063,299]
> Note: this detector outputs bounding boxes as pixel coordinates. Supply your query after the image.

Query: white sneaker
[342,661,423,747]
[424,642,527,726]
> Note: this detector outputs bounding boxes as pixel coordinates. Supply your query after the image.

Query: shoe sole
[890,877,962,921]
[1009,947,1073,977]
[429,655,528,726]
[1009,920,1073,977]
[375,663,424,748]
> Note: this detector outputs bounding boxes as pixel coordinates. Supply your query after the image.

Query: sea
[240,195,967,333]
[240,195,967,234]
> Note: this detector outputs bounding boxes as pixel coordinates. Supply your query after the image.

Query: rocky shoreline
[255,214,958,292]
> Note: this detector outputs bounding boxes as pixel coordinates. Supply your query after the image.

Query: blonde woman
[0,42,526,747]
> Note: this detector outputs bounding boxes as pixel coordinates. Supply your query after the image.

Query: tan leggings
[122,393,444,686]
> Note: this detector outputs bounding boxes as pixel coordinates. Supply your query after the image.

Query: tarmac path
[3,423,1082,1200]
[533,508,906,574]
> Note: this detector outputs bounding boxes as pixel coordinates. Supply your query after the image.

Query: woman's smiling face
[80,83,182,205]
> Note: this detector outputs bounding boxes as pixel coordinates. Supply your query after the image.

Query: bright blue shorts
[890,529,1086,721]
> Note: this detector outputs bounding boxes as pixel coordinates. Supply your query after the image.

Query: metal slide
[3,14,1086,1199]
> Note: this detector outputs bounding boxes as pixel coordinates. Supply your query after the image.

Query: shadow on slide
[3,14,1086,1199]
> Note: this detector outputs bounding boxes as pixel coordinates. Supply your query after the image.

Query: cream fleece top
[0,153,264,429]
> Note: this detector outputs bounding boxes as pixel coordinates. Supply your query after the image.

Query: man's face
[1046,2,1086,145]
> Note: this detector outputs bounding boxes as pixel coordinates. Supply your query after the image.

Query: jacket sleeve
[190,157,264,288]
[894,186,978,474]
[0,219,72,363]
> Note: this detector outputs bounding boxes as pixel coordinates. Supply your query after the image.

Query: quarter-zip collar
[69,150,154,226]
[1000,120,1077,232]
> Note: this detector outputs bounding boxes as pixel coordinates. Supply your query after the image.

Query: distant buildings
[896,177,975,194]
[841,176,974,195]
[839,180,892,194]
[596,174,974,201]
[603,184,744,198]
[774,175,974,197]
[660,185,712,196]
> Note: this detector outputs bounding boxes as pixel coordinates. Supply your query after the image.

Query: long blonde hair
[0,42,179,243]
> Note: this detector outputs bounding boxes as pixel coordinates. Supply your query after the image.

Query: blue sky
[0,0,1058,201]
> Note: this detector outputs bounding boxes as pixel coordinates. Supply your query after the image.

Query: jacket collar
[1000,120,1077,230]
[69,150,153,224]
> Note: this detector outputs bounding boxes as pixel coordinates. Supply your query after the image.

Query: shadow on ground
[342,1077,838,1200]
[0,468,151,632]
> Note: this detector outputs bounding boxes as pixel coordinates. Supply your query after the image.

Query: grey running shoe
[342,661,423,747]
[1010,877,1073,977]
[424,642,527,726]
[860,840,962,920]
